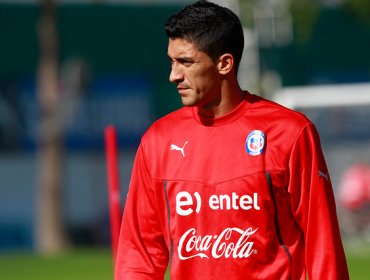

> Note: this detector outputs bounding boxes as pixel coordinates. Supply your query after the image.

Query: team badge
[246,130,265,156]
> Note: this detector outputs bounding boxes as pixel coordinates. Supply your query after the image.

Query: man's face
[167,38,221,108]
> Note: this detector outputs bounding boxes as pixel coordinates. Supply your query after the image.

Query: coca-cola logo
[178,227,258,260]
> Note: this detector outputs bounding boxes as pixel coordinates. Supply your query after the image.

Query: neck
[198,79,245,119]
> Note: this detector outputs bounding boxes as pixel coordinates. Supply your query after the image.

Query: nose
[169,62,183,84]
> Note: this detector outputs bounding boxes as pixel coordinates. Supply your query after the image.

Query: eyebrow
[168,55,195,62]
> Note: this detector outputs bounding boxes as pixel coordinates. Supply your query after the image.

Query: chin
[181,97,198,107]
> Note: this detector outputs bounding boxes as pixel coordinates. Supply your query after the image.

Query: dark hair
[164,0,244,72]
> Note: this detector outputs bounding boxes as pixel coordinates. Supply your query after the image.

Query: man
[115,1,349,279]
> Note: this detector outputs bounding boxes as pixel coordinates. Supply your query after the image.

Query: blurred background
[0,0,369,279]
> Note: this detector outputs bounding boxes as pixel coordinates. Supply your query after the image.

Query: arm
[114,143,168,280]
[288,123,349,279]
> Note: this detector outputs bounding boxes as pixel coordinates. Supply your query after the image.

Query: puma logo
[319,170,329,181]
[170,141,188,157]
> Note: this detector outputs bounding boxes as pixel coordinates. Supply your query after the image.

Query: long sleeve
[288,123,349,279]
[114,143,169,280]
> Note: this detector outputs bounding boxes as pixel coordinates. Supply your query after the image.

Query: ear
[217,53,234,75]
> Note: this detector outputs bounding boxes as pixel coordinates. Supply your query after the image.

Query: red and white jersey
[115,93,349,280]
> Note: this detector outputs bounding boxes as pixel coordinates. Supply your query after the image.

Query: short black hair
[164,0,244,72]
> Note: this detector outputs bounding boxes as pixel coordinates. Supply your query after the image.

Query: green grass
[344,240,370,280]
[0,243,369,279]
[0,247,114,280]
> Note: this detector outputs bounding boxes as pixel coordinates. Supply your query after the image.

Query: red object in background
[105,125,122,266]
[338,163,370,210]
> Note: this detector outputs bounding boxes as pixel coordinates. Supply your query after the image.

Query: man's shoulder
[152,106,192,129]
[142,106,192,140]
[247,93,312,128]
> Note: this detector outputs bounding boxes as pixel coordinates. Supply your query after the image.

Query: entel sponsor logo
[178,227,258,260]
[176,191,261,216]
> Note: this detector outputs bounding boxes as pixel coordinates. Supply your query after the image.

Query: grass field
[0,247,114,280]
[0,242,369,279]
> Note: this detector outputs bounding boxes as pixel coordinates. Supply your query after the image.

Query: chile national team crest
[246,130,265,156]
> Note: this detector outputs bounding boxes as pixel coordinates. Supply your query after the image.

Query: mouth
[177,86,188,95]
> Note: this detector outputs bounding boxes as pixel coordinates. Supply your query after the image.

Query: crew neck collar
[192,91,251,126]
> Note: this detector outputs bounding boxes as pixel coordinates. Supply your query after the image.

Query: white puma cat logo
[170,141,188,157]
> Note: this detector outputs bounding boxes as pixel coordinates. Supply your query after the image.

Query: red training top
[115,93,349,280]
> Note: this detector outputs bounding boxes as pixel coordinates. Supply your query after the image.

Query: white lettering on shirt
[178,227,258,260]
[209,192,260,211]
[176,191,261,216]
